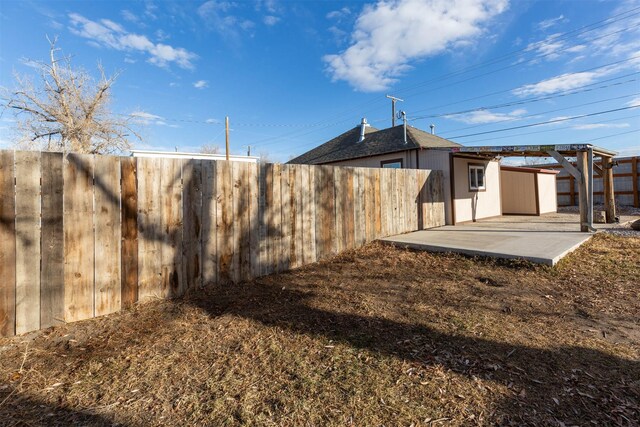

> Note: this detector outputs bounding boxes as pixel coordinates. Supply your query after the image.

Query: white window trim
[469,165,486,191]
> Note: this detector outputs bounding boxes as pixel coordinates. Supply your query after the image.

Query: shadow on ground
[184,278,640,425]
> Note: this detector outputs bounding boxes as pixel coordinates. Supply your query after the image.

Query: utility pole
[225,116,230,161]
[386,95,404,127]
[247,145,251,156]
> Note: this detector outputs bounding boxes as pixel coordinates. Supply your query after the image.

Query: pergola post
[602,156,616,223]
[576,151,592,232]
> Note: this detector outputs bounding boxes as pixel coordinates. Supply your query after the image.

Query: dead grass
[1,234,639,426]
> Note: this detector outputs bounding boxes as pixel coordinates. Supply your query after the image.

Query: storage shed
[500,166,559,215]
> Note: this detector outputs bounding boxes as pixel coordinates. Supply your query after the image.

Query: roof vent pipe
[400,111,407,144]
[359,117,369,142]
[430,124,435,135]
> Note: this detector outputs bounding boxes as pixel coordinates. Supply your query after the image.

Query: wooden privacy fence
[539,156,639,208]
[0,150,445,337]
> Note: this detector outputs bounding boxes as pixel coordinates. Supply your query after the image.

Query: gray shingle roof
[288,124,461,165]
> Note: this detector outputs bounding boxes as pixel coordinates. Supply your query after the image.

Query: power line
[458,114,639,144]
[241,6,640,147]
[447,105,640,139]
[572,128,639,144]
[397,22,640,102]
[117,69,638,133]
[408,69,640,117]
[436,93,639,135]
[112,5,640,151]
[411,74,640,120]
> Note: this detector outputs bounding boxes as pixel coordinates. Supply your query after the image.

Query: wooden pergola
[451,144,618,232]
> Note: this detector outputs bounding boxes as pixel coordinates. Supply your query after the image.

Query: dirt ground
[1,233,639,426]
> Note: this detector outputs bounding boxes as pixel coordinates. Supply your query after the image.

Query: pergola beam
[546,150,581,180]
[593,163,604,178]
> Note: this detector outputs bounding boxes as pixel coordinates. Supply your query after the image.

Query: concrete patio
[380,212,636,266]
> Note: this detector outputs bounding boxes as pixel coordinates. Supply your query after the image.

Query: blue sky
[0,0,639,161]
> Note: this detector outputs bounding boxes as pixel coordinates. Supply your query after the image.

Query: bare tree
[3,38,138,154]
[199,143,221,154]
[258,151,272,163]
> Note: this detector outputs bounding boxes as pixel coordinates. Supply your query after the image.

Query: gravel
[558,205,640,237]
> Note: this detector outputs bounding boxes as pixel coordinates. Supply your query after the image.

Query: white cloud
[131,111,163,121]
[627,97,640,107]
[121,10,138,23]
[68,13,196,69]
[565,44,586,53]
[536,15,565,32]
[446,108,526,124]
[328,25,348,43]
[572,123,630,130]
[524,32,587,62]
[585,1,640,58]
[264,0,278,13]
[323,0,509,92]
[197,1,255,39]
[193,80,209,89]
[130,111,179,127]
[198,1,237,15]
[100,19,126,33]
[205,118,221,124]
[327,7,351,20]
[263,15,280,26]
[512,71,604,96]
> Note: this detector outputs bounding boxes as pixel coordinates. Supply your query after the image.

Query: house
[131,149,259,163]
[288,119,503,225]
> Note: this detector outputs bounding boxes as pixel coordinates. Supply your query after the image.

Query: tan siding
[500,170,537,214]
[537,173,558,214]
[453,158,501,223]
[327,150,417,169]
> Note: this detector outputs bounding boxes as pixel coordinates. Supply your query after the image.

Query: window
[468,164,485,191]
[381,159,403,168]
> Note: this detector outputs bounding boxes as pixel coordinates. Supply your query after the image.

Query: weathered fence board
[249,163,260,278]
[202,160,217,286]
[0,150,446,337]
[216,161,233,284]
[159,158,182,298]
[64,154,95,322]
[533,156,639,207]
[0,151,16,336]
[120,157,138,308]
[137,157,163,301]
[94,155,121,316]
[301,165,316,264]
[270,163,282,272]
[258,163,269,275]
[40,152,64,329]
[280,164,291,272]
[183,160,203,290]
[14,151,41,334]
[239,163,252,282]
